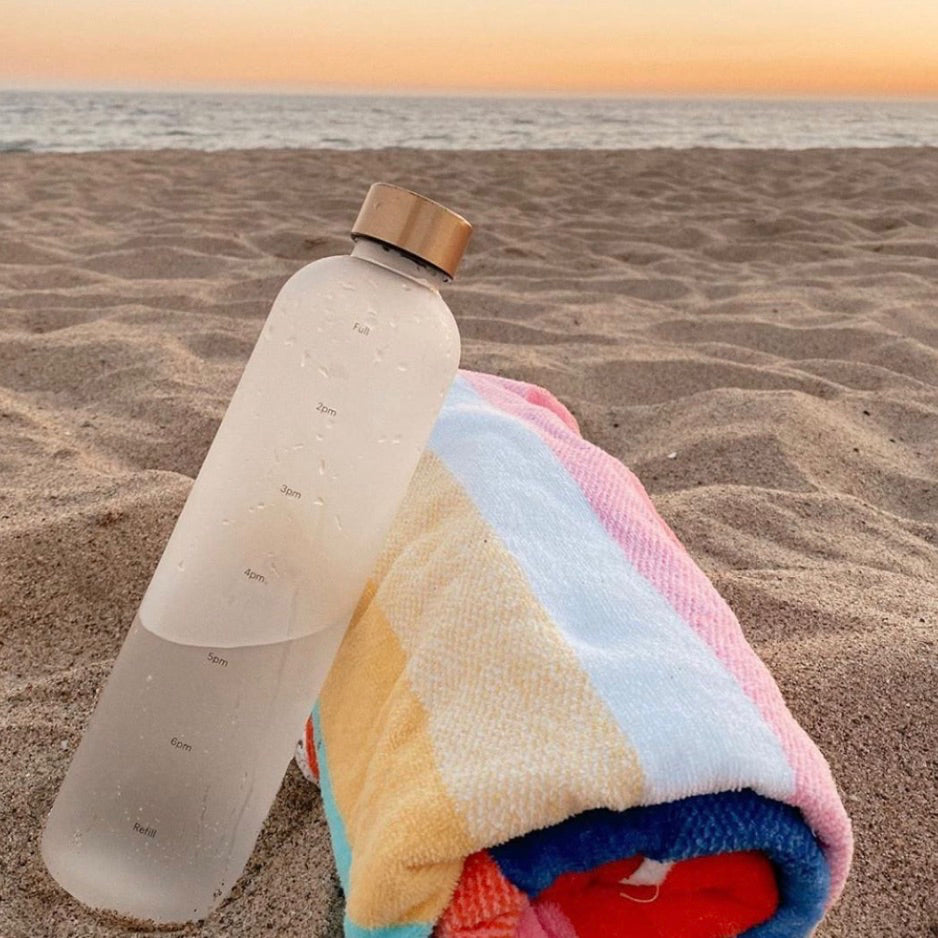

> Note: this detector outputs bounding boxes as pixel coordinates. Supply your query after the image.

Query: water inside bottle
[41,614,343,924]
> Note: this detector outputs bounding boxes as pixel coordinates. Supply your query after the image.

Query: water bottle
[41,183,470,924]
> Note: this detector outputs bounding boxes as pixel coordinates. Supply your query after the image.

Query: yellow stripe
[319,581,473,927]
[372,453,645,843]
[319,453,644,925]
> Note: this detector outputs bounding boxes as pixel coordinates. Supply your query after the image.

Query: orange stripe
[318,584,474,928]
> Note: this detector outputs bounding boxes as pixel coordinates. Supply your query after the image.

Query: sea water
[3,91,938,152]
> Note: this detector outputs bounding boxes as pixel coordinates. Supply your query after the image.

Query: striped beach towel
[297,369,852,937]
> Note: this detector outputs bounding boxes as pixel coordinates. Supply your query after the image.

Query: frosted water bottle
[41,184,470,924]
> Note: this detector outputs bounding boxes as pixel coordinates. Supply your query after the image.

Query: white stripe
[428,376,794,805]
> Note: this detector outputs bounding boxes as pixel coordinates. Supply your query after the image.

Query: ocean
[2,90,937,152]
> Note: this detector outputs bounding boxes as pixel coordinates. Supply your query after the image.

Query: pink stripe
[461,370,852,901]
[516,901,578,938]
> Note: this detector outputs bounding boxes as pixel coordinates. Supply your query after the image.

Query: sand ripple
[1,148,936,937]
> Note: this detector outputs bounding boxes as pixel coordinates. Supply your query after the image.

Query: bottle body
[41,242,460,923]
[41,619,330,923]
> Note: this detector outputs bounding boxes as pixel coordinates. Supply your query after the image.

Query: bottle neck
[350,237,449,290]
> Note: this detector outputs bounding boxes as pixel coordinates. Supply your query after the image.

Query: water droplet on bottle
[372,349,384,363]
[334,515,343,531]
[340,280,355,291]
[176,560,185,571]
[397,362,409,372]
[284,334,296,347]
[317,365,329,378]
[315,432,324,442]
[256,502,265,510]
[391,434,402,445]
[312,496,325,507]
[221,518,232,526]
[319,458,326,476]
[145,674,153,682]
[300,350,311,368]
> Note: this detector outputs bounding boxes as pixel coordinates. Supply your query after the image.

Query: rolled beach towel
[297,369,852,937]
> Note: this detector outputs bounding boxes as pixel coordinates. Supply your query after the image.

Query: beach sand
[1,148,936,937]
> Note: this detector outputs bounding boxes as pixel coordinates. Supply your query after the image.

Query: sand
[1,147,936,937]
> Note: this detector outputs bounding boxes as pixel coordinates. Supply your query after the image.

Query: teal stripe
[313,703,434,938]
[343,921,432,938]
[311,701,352,894]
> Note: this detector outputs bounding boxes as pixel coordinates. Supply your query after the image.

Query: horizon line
[3,82,938,103]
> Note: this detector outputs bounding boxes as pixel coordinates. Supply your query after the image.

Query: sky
[2,0,938,97]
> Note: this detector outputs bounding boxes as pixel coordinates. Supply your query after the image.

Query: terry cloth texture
[296,369,852,938]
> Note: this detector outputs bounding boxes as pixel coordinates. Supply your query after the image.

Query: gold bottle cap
[351,183,472,279]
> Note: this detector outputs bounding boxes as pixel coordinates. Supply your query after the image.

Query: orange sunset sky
[2,0,938,97]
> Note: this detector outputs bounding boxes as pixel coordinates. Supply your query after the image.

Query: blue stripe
[490,789,829,938]
[431,376,794,804]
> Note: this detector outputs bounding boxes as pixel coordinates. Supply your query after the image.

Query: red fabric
[304,716,319,781]
[435,850,777,938]
[538,851,778,938]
